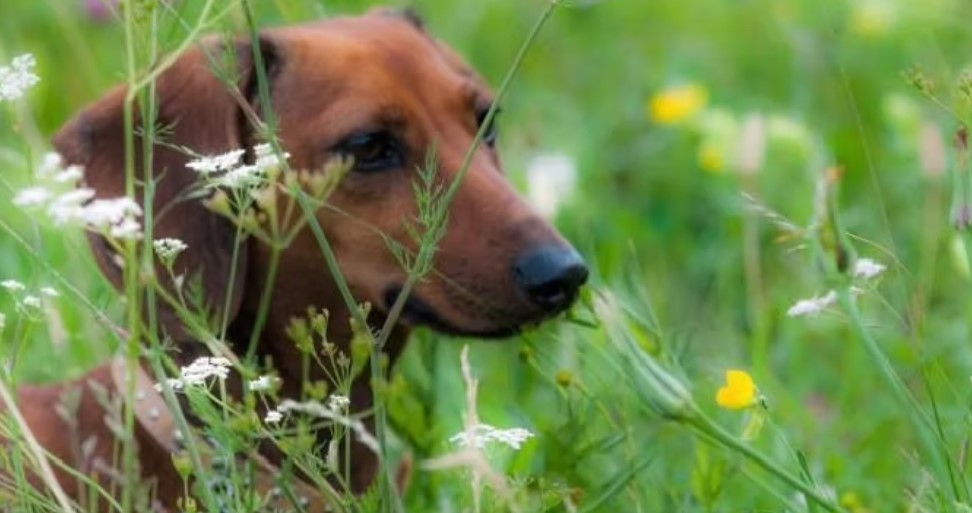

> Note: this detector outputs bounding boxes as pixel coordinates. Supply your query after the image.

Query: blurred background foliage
[2,0,972,511]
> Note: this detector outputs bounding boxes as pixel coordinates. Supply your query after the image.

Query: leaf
[578,454,655,513]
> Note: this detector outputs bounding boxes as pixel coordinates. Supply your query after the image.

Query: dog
[7,7,587,511]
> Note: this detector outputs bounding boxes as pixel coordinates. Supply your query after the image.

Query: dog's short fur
[9,8,587,510]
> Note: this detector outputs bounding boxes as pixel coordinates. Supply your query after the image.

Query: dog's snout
[512,246,589,313]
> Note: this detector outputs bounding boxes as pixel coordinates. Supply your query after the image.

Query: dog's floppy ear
[52,38,280,340]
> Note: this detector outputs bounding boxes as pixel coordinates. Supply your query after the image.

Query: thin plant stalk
[0,377,77,513]
[686,411,846,513]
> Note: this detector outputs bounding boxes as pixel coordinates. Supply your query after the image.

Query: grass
[2,0,972,511]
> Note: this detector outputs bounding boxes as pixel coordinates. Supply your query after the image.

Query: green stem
[120,3,141,510]
[292,190,401,512]
[835,287,953,493]
[245,245,281,362]
[688,412,847,513]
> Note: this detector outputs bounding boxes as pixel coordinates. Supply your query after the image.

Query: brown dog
[9,7,587,511]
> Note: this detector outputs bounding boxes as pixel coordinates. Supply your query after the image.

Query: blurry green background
[2,0,972,511]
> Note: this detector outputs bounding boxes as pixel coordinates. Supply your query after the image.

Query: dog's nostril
[512,246,589,312]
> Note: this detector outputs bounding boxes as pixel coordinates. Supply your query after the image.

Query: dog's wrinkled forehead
[260,13,494,164]
[268,14,489,109]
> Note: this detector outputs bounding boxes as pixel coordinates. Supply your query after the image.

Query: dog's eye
[476,107,500,147]
[336,131,404,173]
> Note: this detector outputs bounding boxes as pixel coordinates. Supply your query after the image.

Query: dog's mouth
[382,287,520,338]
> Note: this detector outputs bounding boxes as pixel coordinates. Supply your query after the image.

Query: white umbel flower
[248,375,278,392]
[0,54,40,102]
[264,409,284,424]
[21,295,41,309]
[47,188,96,225]
[1,280,25,292]
[37,152,64,178]
[786,290,838,317]
[52,166,83,183]
[186,149,246,175]
[13,187,53,207]
[80,197,142,228]
[449,424,535,450]
[154,356,232,392]
[254,143,290,171]
[215,164,264,189]
[327,394,350,412]
[153,238,188,263]
[853,258,886,280]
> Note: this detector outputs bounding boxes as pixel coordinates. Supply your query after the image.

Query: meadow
[1,0,971,511]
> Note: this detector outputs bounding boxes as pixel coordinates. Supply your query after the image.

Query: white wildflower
[21,295,41,309]
[249,375,278,392]
[0,54,40,102]
[254,143,290,171]
[853,258,886,280]
[153,238,188,263]
[215,164,263,189]
[154,356,232,392]
[327,394,350,412]
[80,197,142,228]
[40,287,58,297]
[449,424,535,450]
[66,196,144,240]
[109,218,142,240]
[13,186,53,207]
[1,280,25,292]
[47,188,96,225]
[207,356,232,368]
[526,153,577,219]
[786,290,838,317]
[37,152,63,178]
[186,149,246,175]
[52,165,83,183]
[264,409,284,424]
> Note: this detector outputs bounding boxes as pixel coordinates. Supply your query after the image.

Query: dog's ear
[52,37,281,340]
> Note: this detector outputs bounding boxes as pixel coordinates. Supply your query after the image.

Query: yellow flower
[647,84,708,125]
[839,491,870,513]
[716,370,756,410]
[697,142,725,173]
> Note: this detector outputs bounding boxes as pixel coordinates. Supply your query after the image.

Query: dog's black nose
[513,246,589,312]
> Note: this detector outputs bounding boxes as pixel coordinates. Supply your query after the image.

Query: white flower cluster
[154,356,232,392]
[13,153,143,240]
[152,237,188,263]
[0,54,40,102]
[786,258,886,318]
[264,410,284,424]
[327,394,350,412]
[786,291,838,317]
[852,258,886,279]
[186,143,290,189]
[449,424,535,451]
[1,279,58,314]
[248,374,279,392]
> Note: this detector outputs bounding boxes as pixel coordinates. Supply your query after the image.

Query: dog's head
[53,9,587,344]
